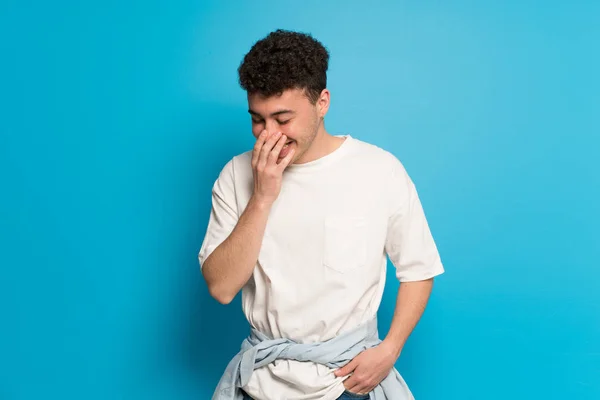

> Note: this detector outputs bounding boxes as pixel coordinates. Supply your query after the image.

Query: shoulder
[349,136,407,173]
[215,150,253,182]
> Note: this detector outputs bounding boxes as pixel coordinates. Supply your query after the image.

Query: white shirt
[199,135,444,400]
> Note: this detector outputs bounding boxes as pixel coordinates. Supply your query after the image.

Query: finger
[254,130,272,169]
[346,381,369,396]
[268,135,287,164]
[252,130,268,168]
[258,131,282,168]
[276,147,295,169]
[344,379,369,394]
[343,374,359,391]
[334,360,357,377]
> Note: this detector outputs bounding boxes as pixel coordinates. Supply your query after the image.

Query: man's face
[248,88,325,164]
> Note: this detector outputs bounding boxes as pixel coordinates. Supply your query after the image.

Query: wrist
[381,337,403,359]
[249,195,274,211]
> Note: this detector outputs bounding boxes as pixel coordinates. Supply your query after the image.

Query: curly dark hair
[238,29,330,104]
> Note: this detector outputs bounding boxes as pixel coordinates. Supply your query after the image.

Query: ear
[317,89,330,118]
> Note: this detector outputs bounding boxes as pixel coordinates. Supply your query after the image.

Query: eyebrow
[248,109,295,118]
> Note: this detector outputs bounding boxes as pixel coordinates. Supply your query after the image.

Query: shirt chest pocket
[323,216,368,273]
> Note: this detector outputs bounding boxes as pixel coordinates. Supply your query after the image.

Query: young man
[199,29,444,400]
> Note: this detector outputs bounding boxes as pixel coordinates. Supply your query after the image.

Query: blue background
[1,1,598,399]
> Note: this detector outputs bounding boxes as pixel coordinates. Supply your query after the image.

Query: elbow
[203,272,236,304]
[209,287,235,305]
[200,258,237,304]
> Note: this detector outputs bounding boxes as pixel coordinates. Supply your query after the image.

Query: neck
[295,126,345,164]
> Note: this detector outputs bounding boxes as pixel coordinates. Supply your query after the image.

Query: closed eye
[251,119,291,125]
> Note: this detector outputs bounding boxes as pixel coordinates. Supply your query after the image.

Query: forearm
[382,278,434,357]
[202,196,272,304]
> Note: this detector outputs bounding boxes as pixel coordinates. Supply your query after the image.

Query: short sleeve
[385,157,444,282]
[198,159,239,268]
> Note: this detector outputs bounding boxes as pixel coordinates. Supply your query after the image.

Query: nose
[253,120,283,139]
[265,120,279,135]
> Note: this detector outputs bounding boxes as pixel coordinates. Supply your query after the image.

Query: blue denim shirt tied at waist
[211,316,414,400]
